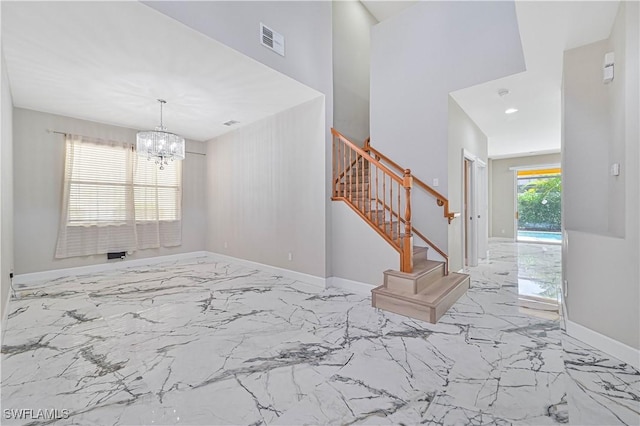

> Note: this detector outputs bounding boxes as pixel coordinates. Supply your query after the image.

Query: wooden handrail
[332,128,413,273]
[373,198,449,274]
[331,128,457,274]
[332,129,405,186]
[368,145,458,224]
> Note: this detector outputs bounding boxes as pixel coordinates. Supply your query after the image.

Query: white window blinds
[134,154,182,249]
[55,134,182,259]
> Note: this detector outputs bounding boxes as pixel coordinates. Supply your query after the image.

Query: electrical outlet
[224,241,228,249]
[288,252,293,261]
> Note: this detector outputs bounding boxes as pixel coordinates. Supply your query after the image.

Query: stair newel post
[332,135,337,197]
[401,169,413,273]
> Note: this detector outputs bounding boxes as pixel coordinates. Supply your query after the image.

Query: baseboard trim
[565,319,640,370]
[204,251,326,289]
[13,251,210,287]
[1,286,12,345]
[326,276,375,295]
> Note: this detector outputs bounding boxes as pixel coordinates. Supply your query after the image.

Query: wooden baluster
[360,156,367,213]
[355,154,360,210]
[348,148,352,202]
[337,139,344,197]
[397,181,401,245]
[390,176,393,240]
[338,140,344,197]
[375,165,379,225]
[383,174,386,234]
[367,160,371,215]
[332,137,336,197]
[401,169,413,273]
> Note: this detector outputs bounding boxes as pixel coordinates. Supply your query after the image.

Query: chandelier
[136,99,185,169]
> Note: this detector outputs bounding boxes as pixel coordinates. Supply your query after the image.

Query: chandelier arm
[136,99,184,169]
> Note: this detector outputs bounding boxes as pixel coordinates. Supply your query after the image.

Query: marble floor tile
[2,240,638,425]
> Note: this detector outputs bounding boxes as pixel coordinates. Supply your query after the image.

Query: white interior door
[463,155,478,267]
[476,160,488,259]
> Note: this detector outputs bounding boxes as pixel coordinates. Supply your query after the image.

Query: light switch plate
[611,163,620,176]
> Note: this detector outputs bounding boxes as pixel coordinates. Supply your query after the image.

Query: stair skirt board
[372,273,470,324]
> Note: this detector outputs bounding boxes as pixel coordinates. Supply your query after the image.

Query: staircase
[331,129,469,324]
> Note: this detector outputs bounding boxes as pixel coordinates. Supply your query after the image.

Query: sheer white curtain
[134,154,182,249]
[55,134,182,259]
[55,135,137,258]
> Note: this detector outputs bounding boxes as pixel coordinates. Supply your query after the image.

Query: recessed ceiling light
[505,108,518,114]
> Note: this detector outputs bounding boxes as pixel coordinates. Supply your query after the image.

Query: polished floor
[1,240,638,425]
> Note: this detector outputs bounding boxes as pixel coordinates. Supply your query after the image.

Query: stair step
[338,182,370,190]
[367,210,386,222]
[342,191,373,201]
[413,245,429,261]
[384,260,444,294]
[372,273,470,323]
[380,221,399,231]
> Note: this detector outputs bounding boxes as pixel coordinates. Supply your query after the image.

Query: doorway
[462,151,489,268]
[464,158,472,266]
[462,151,487,268]
[515,168,562,243]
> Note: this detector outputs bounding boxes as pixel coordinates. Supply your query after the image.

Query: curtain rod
[46,129,206,156]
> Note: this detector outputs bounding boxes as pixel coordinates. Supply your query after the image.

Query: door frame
[510,163,561,241]
[476,159,488,259]
[462,149,478,267]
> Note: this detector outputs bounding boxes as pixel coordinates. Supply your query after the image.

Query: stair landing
[372,247,469,323]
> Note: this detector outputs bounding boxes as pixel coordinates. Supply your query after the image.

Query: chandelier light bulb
[136,99,185,169]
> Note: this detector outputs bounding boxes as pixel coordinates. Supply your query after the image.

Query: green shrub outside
[517,176,561,232]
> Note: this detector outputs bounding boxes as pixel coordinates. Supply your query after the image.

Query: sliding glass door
[516,169,562,243]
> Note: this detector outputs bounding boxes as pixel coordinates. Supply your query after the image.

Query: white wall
[327,0,386,284]
[370,1,525,259]
[563,39,611,235]
[144,1,335,276]
[12,108,207,274]
[447,97,488,272]
[563,1,639,351]
[1,49,14,323]
[490,153,561,240]
[332,0,376,144]
[144,1,332,102]
[331,201,397,286]
[206,97,326,278]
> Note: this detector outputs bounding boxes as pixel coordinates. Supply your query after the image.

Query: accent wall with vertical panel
[205,97,326,279]
[1,50,15,325]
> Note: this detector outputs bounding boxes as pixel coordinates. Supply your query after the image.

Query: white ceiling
[361,0,417,22]
[2,1,621,155]
[1,2,320,142]
[451,1,620,159]
[361,0,620,159]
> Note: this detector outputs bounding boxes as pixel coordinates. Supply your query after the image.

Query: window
[67,139,132,225]
[55,134,182,258]
[134,157,181,222]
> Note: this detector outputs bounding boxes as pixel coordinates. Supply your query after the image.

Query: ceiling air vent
[223,120,239,127]
[260,23,285,56]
